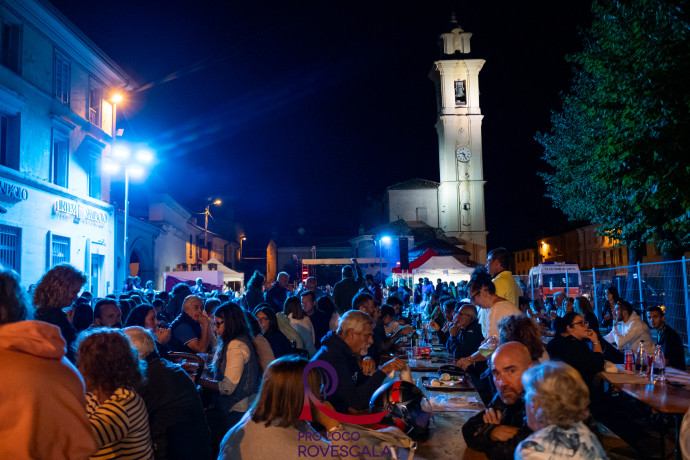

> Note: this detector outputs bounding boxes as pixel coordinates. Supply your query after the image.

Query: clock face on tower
[456,147,471,162]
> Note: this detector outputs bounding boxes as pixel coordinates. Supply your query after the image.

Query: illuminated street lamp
[240,235,247,264]
[105,141,154,290]
[202,199,222,262]
[379,235,392,285]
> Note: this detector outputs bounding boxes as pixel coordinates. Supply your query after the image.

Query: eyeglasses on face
[570,320,588,328]
[214,320,224,326]
[470,289,483,303]
[256,316,270,323]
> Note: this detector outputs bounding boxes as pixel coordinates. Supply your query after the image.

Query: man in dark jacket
[446,303,484,359]
[124,327,212,460]
[647,306,686,370]
[311,310,405,414]
[265,272,290,313]
[462,342,533,460]
[333,259,364,315]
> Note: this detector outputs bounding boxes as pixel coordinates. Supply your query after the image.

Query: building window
[0,112,19,169]
[54,51,70,104]
[51,129,69,187]
[0,224,20,272]
[88,81,102,127]
[51,234,70,266]
[0,19,21,73]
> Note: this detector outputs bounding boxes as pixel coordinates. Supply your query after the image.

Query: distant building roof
[387,178,439,191]
[410,238,470,259]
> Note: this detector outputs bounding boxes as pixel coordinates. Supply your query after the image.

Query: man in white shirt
[486,247,522,308]
[603,300,653,353]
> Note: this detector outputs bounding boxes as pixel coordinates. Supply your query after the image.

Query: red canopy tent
[391,248,439,274]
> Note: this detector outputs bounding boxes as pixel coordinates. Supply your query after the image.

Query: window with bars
[52,235,70,266]
[0,224,20,272]
[54,51,70,104]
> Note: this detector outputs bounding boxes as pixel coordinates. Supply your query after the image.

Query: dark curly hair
[468,266,496,295]
[33,264,86,309]
[498,315,545,362]
[0,269,30,325]
[76,328,145,396]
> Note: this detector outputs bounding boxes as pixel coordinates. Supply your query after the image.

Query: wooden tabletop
[409,370,487,460]
[599,365,690,414]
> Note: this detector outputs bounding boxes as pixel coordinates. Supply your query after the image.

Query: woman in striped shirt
[77,328,154,459]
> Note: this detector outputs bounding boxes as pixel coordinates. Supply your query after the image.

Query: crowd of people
[0,246,687,459]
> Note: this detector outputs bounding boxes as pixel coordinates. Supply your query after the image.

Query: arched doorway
[128,237,154,288]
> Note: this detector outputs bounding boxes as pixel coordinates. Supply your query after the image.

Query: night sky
[48,0,592,254]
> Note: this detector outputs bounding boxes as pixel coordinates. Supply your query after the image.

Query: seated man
[301,290,329,348]
[604,300,653,354]
[462,342,533,460]
[647,306,686,370]
[447,303,484,361]
[311,310,405,414]
[93,298,122,328]
[429,299,457,345]
[354,292,411,364]
[168,295,210,353]
[387,296,409,326]
[124,327,212,460]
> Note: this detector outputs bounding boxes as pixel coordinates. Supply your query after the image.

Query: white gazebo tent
[413,255,474,283]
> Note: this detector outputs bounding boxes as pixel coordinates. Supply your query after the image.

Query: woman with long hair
[76,328,153,458]
[200,302,262,450]
[253,305,294,358]
[124,304,172,354]
[546,312,604,396]
[218,356,340,460]
[573,296,600,339]
[283,296,316,357]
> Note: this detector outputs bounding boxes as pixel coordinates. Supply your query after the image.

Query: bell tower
[429,18,487,263]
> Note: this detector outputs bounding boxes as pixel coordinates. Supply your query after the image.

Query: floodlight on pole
[203,199,222,262]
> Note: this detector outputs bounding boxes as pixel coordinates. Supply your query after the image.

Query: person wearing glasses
[200,302,261,452]
[546,312,604,396]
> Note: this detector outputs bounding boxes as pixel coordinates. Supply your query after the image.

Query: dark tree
[537,0,690,263]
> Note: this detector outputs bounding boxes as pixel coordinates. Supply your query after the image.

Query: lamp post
[202,199,222,263]
[379,236,391,285]
[240,236,246,265]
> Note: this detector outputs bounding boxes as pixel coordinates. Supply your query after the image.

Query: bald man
[462,342,534,460]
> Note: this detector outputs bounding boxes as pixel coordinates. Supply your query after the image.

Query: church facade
[384,20,488,263]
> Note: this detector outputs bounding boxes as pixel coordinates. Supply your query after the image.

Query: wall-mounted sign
[0,180,29,202]
[54,199,108,224]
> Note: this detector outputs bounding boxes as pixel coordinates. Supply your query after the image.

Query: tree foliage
[538,0,690,256]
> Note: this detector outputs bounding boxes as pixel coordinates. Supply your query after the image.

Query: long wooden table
[396,349,488,460]
[599,365,690,459]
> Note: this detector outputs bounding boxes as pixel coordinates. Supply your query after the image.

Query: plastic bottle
[651,345,666,382]
[637,341,648,377]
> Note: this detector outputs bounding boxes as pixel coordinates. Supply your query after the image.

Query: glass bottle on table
[651,345,665,382]
[636,341,648,377]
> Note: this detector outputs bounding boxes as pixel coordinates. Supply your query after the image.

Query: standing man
[462,342,534,459]
[301,290,329,348]
[191,277,207,295]
[333,259,364,315]
[647,306,686,370]
[486,247,522,308]
[265,272,290,313]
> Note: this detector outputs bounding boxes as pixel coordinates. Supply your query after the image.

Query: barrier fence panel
[516,259,690,346]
